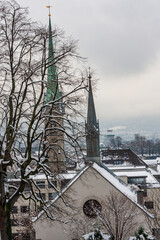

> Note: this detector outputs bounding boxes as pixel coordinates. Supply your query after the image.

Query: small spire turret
[85,72,100,164]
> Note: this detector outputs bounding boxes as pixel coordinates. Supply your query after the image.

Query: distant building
[101,149,160,188]
[102,149,147,166]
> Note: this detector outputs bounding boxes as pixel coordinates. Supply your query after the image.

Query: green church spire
[46,11,59,103]
[85,72,100,164]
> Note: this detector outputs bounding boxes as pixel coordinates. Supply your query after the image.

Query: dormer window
[114,160,122,165]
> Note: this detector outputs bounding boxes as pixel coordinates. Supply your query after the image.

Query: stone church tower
[85,73,101,164]
[45,11,66,173]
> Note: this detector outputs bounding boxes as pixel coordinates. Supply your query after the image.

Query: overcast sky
[16,0,160,133]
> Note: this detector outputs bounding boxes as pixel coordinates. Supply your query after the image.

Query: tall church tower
[85,73,101,164]
[45,8,66,173]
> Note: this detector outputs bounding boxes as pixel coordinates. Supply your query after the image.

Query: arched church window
[83,199,102,218]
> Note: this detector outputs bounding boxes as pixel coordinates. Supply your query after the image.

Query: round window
[83,199,102,218]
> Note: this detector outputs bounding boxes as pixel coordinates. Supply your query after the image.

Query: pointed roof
[87,73,97,127]
[46,15,59,103]
[86,73,100,162]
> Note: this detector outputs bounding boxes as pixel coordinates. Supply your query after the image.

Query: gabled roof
[32,162,153,222]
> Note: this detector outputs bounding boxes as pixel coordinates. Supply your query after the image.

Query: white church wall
[33,166,153,240]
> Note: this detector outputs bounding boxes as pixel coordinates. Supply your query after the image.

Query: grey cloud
[13,0,160,131]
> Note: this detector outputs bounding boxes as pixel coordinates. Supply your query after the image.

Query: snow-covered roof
[108,165,146,171]
[157,165,160,173]
[33,162,153,222]
[93,163,137,202]
[113,170,158,184]
[59,173,76,179]
[30,172,76,180]
[101,149,148,167]
[143,159,158,165]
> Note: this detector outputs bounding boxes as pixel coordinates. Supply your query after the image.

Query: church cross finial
[88,67,91,80]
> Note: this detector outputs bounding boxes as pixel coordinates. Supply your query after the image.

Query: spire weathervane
[46,5,51,16]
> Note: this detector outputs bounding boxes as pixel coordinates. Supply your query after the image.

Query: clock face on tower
[83,199,102,218]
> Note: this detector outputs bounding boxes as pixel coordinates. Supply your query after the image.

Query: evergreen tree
[86,229,104,240]
[135,227,154,240]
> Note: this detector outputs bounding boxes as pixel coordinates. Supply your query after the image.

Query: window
[21,206,30,213]
[12,206,18,214]
[48,192,57,200]
[11,219,18,226]
[128,177,146,185]
[124,152,128,155]
[36,181,45,189]
[113,152,118,156]
[13,234,30,240]
[48,181,57,188]
[21,233,30,240]
[114,160,122,165]
[21,218,31,225]
[24,183,31,192]
[12,233,19,240]
[144,201,154,209]
[36,193,46,201]
[83,199,102,218]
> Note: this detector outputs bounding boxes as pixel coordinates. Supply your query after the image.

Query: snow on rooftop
[157,165,160,173]
[149,168,159,175]
[59,173,76,179]
[115,171,148,177]
[113,170,158,184]
[30,172,76,180]
[108,165,146,171]
[146,171,160,184]
[92,163,137,202]
[143,159,158,165]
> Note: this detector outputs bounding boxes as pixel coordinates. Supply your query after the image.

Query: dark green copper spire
[85,73,100,163]
[46,14,59,103]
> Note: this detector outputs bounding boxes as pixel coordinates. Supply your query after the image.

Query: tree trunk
[6,202,12,240]
[0,164,6,240]
[0,204,12,240]
[0,164,12,240]
[0,206,7,240]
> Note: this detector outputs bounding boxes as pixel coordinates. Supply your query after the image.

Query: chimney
[137,191,144,205]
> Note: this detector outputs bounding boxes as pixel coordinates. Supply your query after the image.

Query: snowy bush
[83,229,110,240]
[129,227,155,240]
